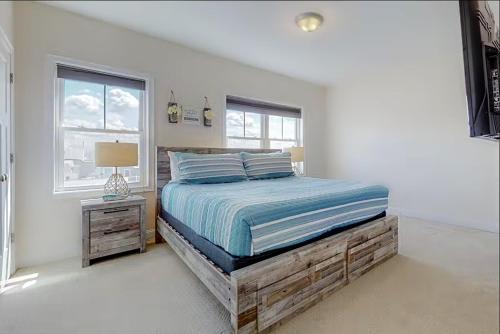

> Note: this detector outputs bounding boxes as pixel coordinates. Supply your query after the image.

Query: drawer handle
[103,208,129,214]
[103,227,130,235]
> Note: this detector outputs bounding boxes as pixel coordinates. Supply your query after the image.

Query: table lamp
[95,141,138,200]
[283,146,304,175]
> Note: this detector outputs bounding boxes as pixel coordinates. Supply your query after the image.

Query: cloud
[226,111,243,136]
[107,88,139,109]
[106,112,135,131]
[226,111,243,127]
[226,111,261,137]
[106,88,139,130]
[244,115,260,137]
[63,88,139,131]
[65,94,102,113]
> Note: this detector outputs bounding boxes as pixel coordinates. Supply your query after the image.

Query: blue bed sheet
[162,176,389,256]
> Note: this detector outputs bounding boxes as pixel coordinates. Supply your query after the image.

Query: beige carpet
[0,217,498,334]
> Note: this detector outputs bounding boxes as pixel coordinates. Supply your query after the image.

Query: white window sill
[53,185,154,200]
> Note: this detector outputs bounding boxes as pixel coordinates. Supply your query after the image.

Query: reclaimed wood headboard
[155,146,280,214]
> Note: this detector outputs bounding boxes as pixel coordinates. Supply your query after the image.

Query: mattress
[162,176,389,257]
[161,208,386,273]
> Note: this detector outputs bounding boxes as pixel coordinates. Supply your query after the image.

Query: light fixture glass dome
[295,12,324,32]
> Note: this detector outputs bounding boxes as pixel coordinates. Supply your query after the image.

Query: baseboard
[146,228,156,244]
[388,207,499,234]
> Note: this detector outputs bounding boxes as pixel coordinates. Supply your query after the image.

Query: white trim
[387,207,500,234]
[47,55,155,197]
[61,127,143,135]
[52,186,153,199]
[8,38,15,278]
[0,28,15,278]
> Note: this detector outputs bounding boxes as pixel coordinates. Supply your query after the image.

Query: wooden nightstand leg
[140,203,147,252]
[82,210,90,268]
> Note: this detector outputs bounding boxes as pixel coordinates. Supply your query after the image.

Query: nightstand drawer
[90,206,139,223]
[90,220,140,237]
[90,209,140,235]
[90,229,140,256]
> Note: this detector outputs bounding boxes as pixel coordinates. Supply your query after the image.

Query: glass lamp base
[103,173,130,198]
[292,163,303,176]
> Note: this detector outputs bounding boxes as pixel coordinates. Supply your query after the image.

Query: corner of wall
[0,1,14,46]
[324,86,336,179]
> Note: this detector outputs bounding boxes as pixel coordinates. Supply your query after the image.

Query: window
[225,96,301,149]
[53,62,152,193]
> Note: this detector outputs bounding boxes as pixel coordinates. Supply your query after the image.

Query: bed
[161,176,388,272]
[156,147,399,333]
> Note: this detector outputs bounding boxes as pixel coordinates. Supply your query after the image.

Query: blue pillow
[175,152,247,184]
[240,152,294,180]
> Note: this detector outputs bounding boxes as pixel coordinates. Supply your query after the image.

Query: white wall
[14,2,326,267]
[0,1,13,44]
[326,3,499,233]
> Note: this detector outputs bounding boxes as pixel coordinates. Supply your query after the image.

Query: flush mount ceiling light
[295,12,324,32]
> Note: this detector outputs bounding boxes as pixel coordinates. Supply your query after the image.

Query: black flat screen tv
[459,0,500,140]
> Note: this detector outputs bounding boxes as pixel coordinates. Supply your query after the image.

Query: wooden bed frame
[156,146,399,334]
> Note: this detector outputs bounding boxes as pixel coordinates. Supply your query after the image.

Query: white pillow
[168,151,180,182]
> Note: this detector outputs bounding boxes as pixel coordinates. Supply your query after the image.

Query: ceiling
[43,1,500,87]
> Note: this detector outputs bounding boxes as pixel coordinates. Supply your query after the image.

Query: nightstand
[81,195,146,267]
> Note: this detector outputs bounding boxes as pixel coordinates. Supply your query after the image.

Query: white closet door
[0,35,12,289]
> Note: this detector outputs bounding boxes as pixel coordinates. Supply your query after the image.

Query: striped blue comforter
[162,176,389,257]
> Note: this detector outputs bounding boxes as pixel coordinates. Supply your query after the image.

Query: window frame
[223,96,302,150]
[49,56,154,196]
[265,115,301,149]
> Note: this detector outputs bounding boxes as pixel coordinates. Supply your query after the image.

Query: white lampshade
[95,142,138,167]
[283,146,304,163]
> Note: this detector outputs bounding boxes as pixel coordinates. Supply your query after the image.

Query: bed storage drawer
[347,225,397,282]
[256,251,346,331]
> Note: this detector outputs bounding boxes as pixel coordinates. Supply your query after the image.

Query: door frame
[0,26,15,282]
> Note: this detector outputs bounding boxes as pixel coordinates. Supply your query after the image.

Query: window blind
[226,95,302,119]
[57,64,146,90]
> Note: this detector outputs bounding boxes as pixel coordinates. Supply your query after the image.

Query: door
[0,36,12,289]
